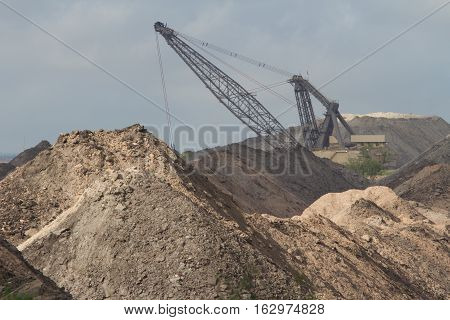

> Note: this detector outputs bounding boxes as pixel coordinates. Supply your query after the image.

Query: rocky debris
[283,186,449,299]
[379,135,449,210]
[1,125,312,299]
[0,127,168,244]
[19,168,312,300]
[1,124,448,299]
[9,140,51,167]
[300,186,430,226]
[380,135,449,188]
[0,236,70,300]
[0,140,50,182]
[393,164,449,211]
[190,143,368,218]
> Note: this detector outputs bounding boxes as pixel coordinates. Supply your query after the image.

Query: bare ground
[0,125,448,299]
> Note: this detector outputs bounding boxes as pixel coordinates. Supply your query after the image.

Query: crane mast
[289,75,354,149]
[154,22,298,148]
[155,21,354,151]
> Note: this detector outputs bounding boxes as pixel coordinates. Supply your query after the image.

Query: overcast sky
[0,0,449,153]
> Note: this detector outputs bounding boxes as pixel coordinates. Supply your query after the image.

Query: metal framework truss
[289,75,354,149]
[154,22,298,148]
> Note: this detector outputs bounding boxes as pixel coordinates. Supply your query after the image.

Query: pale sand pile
[297,186,448,232]
[342,112,429,121]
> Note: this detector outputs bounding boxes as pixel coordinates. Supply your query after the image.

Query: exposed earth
[0,140,50,181]
[0,124,448,299]
[341,114,449,167]
[0,236,70,299]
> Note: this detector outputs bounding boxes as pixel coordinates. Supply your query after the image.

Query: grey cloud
[0,0,449,153]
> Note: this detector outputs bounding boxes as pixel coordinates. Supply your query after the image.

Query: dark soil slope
[190,144,367,218]
[380,135,449,188]
[9,141,51,167]
[379,135,449,210]
[0,236,70,300]
[0,140,50,182]
[343,116,450,167]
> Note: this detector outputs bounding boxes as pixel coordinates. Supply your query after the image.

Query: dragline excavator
[154,21,353,150]
[289,75,354,149]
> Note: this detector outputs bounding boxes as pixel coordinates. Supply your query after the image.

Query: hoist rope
[248,80,289,94]
[155,31,174,148]
[178,32,294,78]
[190,41,295,106]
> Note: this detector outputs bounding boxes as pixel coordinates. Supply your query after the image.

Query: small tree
[346,147,383,178]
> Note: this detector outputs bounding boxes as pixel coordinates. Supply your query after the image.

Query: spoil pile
[381,135,449,188]
[341,115,450,167]
[281,186,449,299]
[0,236,70,299]
[394,164,449,211]
[0,163,15,181]
[1,125,313,299]
[1,125,448,299]
[190,143,367,218]
[380,135,449,210]
[0,140,50,181]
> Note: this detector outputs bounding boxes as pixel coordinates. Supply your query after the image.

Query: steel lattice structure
[289,75,354,149]
[154,22,298,148]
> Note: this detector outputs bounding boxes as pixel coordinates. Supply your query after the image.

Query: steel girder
[154,22,298,148]
[290,75,354,149]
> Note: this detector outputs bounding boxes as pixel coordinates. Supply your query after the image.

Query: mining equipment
[154,21,353,150]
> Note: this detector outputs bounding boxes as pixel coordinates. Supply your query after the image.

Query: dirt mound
[286,186,449,298]
[2,125,315,299]
[190,144,367,218]
[0,236,70,300]
[301,186,428,225]
[2,125,448,299]
[393,164,449,211]
[380,135,449,189]
[9,141,51,167]
[343,116,450,167]
[0,163,15,181]
[342,112,428,121]
[0,140,50,182]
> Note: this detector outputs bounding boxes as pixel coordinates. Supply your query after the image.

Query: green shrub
[346,148,383,178]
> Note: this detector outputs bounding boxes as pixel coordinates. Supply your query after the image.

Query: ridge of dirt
[378,135,449,211]
[0,236,70,300]
[342,117,450,168]
[1,125,313,299]
[393,164,449,211]
[1,125,448,299]
[0,140,50,182]
[341,112,430,121]
[9,140,51,167]
[0,163,15,181]
[190,143,368,218]
[285,186,449,299]
[380,135,450,188]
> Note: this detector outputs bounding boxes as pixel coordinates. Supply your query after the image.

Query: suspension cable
[248,80,289,94]
[190,41,295,106]
[155,32,174,148]
[178,32,294,78]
